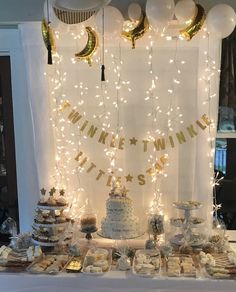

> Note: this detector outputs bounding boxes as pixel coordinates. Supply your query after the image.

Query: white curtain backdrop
[18,23,54,230]
[18,20,221,232]
[19,23,53,187]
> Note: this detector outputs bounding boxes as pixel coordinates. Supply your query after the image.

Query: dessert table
[0,235,236,292]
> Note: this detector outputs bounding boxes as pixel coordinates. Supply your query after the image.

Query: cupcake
[34,213,45,224]
[56,215,66,224]
[47,187,57,206]
[56,196,67,206]
[38,197,48,206]
[38,188,47,205]
[45,216,56,224]
[56,189,67,206]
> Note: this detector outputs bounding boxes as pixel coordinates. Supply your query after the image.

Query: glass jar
[80,200,97,234]
[147,213,164,237]
[80,213,97,233]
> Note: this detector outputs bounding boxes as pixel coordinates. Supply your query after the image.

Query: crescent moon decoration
[122,11,149,49]
[75,27,98,67]
[41,19,56,64]
[180,4,206,41]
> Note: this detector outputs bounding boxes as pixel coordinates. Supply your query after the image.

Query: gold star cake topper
[49,187,56,196]
[40,188,46,196]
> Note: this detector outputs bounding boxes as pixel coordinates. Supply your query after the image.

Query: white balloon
[128,3,142,21]
[146,0,175,33]
[174,0,196,24]
[95,6,124,36]
[55,0,111,11]
[206,4,236,39]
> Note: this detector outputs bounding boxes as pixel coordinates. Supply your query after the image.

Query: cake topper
[60,189,65,196]
[109,181,129,198]
[49,187,56,196]
[40,188,47,196]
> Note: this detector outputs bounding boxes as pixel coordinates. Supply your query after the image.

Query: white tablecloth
[1,237,236,292]
[0,271,236,292]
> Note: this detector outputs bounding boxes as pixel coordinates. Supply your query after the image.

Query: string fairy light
[46,36,89,220]
[45,15,221,228]
[104,44,126,183]
[145,30,190,212]
[199,28,222,223]
[145,35,169,214]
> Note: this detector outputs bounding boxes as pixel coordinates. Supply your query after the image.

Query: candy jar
[80,200,97,241]
[145,192,165,248]
[148,213,164,238]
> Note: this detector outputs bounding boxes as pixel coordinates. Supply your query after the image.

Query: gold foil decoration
[137,174,145,185]
[130,137,138,145]
[42,19,56,52]
[180,4,206,41]
[125,174,133,182]
[75,26,98,66]
[96,169,105,181]
[41,19,56,64]
[64,101,211,152]
[59,100,70,112]
[122,11,149,49]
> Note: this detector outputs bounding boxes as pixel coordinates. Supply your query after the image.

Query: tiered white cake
[100,186,140,239]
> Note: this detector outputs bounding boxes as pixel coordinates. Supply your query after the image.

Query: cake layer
[106,197,133,221]
[100,216,140,239]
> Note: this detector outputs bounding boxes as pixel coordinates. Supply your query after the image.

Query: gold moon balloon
[41,19,56,54]
[180,4,206,41]
[122,11,149,49]
[75,26,98,66]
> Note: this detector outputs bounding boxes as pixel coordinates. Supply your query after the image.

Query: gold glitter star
[122,186,129,195]
[40,188,46,195]
[49,187,56,196]
[60,189,65,196]
[125,174,133,182]
[129,137,138,145]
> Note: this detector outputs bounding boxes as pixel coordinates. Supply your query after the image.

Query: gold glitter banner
[74,150,169,187]
[60,101,211,153]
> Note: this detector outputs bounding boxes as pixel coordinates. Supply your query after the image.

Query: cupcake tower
[32,188,71,247]
[169,201,205,251]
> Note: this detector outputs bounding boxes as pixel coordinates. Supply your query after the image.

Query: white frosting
[100,196,140,239]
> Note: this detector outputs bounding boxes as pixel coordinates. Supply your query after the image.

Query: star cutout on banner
[130,137,138,145]
[125,174,133,182]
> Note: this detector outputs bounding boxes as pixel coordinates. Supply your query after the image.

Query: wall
[0,29,39,231]
[0,0,235,23]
